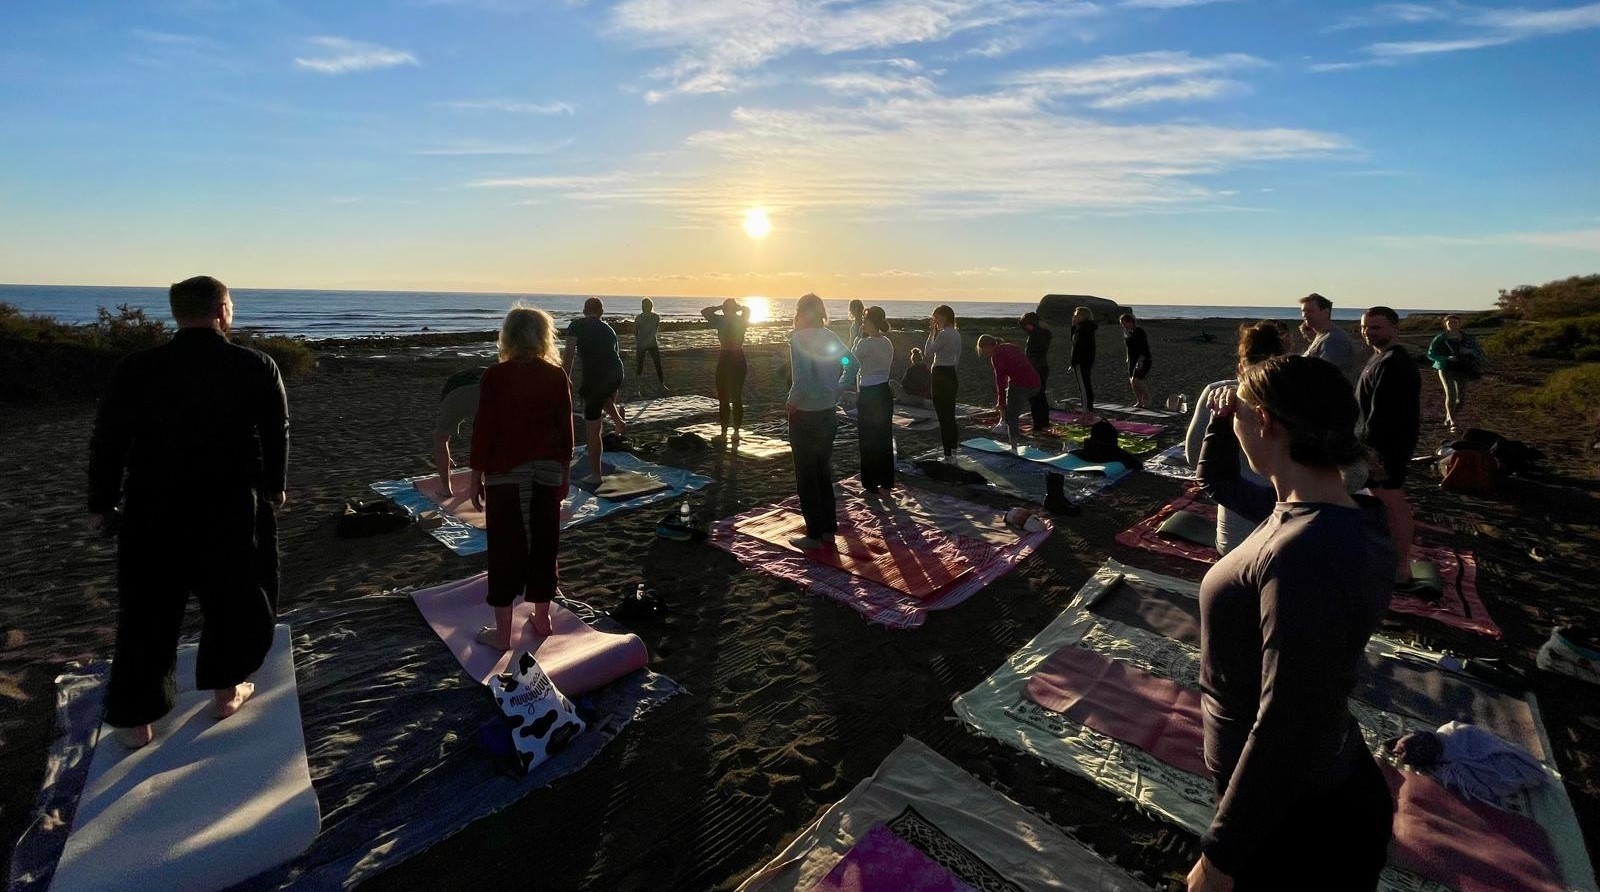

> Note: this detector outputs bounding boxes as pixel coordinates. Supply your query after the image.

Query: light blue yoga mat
[961,438,1127,478]
[371,450,713,556]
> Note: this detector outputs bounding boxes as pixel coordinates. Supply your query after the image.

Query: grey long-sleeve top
[786,327,847,411]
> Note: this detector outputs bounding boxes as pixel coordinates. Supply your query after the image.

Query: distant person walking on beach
[853,306,896,494]
[925,305,963,459]
[1427,314,1483,433]
[433,365,488,495]
[1299,293,1361,384]
[88,275,287,749]
[977,335,1040,454]
[1069,306,1097,416]
[471,307,573,649]
[786,293,847,548]
[1020,312,1052,432]
[900,347,932,408]
[702,298,751,441]
[1188,355,1395,892]
[1120,313,1153,409]
[634,298,664,392]
[564,298,626,485]
[1357,306,1422,589]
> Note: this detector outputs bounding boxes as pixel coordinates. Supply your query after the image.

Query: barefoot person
[925,305,962,459]
[786,293,847,549]
[1068,306,1097,416]
[702,298,750,441]
[1427,313,1482,433]
[633,298,665,392]
[1120,312,1153,408]
[977,335,1040,453]
[87,276,287,749]
[433,365,488,495]
[853,306,896,495]
[1020,311,1052,432]
[563,298,626,485]
[470,307,573,648]
[1358,305,1423,589]
[1188,355,1395,892]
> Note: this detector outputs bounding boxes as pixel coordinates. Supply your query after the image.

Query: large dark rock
[1037,294,1127,326]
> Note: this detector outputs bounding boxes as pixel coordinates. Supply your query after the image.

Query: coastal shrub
[233,332,316,377]
[1486,314,1600,360]
[1529,364,1600,415]
[1496,274,1600,321]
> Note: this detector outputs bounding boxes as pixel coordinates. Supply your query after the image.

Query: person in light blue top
[786,293,848,549]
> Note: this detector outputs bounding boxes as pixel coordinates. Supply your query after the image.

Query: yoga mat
[1024,645,1208,777]
[840,402,985,431]
[1142,444,1197,482]
[575,469,670,501]
[50,625,320,892]
[1385,765,1565,892]
[736,506,974,600]
[899,448,1123,506]
[962,438,1127,477]
[1049,409,1165,437]
[1091,402,1184,419]
[410,572,649,692]
[710,479,1049,629]
[1390,545,1501,639]
[1088,577,1203,646]
[737,737,1151,892]
[807,824,977,892]
[615,393,721,426]
[370,451,713,556]
[679,422,792,459]
[1113,493,1220,566]
[1049,425,1157,455]
[1358,654,1544,760]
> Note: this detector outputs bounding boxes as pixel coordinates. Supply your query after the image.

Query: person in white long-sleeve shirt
[853,306,896,494]
[924,305,962,458]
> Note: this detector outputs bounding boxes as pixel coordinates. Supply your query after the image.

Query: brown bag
[1439,449,1497,494]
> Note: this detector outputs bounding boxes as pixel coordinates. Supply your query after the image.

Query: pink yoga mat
[809,824,978,892]
[410,573,649,694]
[1391,545,1501,639]
[414,469,486,528]
[1025,645,1209,777]
[1114,492,1220,567]
[1384,765,1564,892]
[1050,409,1165,437]
[736,507,973,600]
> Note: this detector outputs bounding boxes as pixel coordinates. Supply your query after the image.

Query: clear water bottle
[635,582,646,603]
[679,500,691,524]
[1178,394,1189,414]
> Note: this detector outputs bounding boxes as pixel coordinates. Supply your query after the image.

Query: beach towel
[1091,402,1183,419]
[1049,409,1166,437]
[1113,493,1220,566]
[1385,764,1566,892]
[806,824,977,892]
[46,625,319,892]
[1358,655,1543,760]
[679,422,792,459]
[616,393,721,426]
[410,572,650,692]
[735,507,973,600]
[736,737,1150,892]
[710,479,1050,629]
[962,438,1128,477]
[1142,444,1196,482]
[370,451,713,555]
[1391,545,1501,639]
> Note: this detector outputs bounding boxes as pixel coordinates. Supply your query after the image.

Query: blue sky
[1,0,1597,308]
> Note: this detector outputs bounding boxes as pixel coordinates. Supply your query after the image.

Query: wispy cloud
[436,98,576,115]
[1009,51,1265,107]
[965,34,1028,58]
[861,268,927,277]
[608,0,1091,99]
[813,72,936,96]
[1320,2,1600,64]
[294,37,418,74]
[1375,228,1600,250]
[1119,0,1239,7]
[131,29,214,46]
[1323,3,1453,32]
[1031,268,1082,274]
[952,266,1009,275]
[414,139,574,156]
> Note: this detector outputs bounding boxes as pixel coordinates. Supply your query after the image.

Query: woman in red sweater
[470,306,575,647]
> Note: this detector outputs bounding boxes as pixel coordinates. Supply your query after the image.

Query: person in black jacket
[1120,312,1153,408]
[1068,306,1097,415]
[1357,306,1422,588]
[1019,312,1053,432]
[87,276,289,749]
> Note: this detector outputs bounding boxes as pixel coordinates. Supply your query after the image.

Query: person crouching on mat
[899,347,932,408]
[1186,355,1394,892]
[786,293,847,549]
[976,334,1040,454]
[853,306,896,495]
[471,307,574,648]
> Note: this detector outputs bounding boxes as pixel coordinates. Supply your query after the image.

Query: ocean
[1,284,1417,339]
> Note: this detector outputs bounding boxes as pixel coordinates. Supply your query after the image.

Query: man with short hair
[1299,293,1361,384]
[564,297,626,484]
[433,365,488,494]
[1357,306,1422,587]
[88,276,288,749]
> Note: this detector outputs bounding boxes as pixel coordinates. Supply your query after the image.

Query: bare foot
[475,625,511,651]
[213,682,255,720]
[116,724,155,749]
[527,607,555,637]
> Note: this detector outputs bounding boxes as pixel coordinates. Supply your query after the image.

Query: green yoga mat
[1156,510,1216,549]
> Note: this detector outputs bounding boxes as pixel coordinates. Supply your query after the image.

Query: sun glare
[742,296,771,324]
[743,207,772,239]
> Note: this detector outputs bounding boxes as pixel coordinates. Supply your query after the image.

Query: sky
[1,0,1598,309]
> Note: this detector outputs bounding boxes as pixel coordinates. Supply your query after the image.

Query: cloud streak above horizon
[294,37,419,74]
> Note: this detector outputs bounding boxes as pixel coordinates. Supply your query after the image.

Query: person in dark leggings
[924,304,962,458]
[853,306,896,494]
[634,298,664,389]
[1068,306,1097,416]
[702,298,750,440]
[1187,354,1395,892]
[1020,312,1052,432]
[785,293,846,549]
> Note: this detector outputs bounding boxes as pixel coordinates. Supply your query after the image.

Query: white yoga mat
[52,625,320,892]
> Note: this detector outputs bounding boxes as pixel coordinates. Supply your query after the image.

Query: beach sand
[1,316,1596,889]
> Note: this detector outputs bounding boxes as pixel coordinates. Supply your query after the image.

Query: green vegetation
[1496,274,1600,321]
[0,302,314,403]
[1529,364,1600,414]
[1484,275,1600,361]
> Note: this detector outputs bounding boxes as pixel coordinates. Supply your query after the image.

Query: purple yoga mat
[1049,410,1165,437]
[809,824,978,892]
[1385,765,1565,892]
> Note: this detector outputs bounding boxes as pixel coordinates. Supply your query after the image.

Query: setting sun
[742,208,772,239]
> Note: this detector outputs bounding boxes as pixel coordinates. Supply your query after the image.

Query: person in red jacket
[470,306,575,648]
[977,334,1041,454]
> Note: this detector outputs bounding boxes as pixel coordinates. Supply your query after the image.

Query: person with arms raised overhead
[1068,306,1097,416]
[1357,305,1424,590]
[977,334,1041,454]
[785,294,847,549]
[1298,292,1361,384]
[1187,355,1395,892]
[633,297,665,394]
[88,275,288,749]
[1019,311,1053,433]
[924,305,962,459]
[852,306,896,495]
[563,297,626,485]
[702,297,751,442]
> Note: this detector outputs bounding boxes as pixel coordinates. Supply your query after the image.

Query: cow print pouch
[490,652,587,774]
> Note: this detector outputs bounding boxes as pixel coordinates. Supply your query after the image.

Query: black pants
[1029,363,1051,431]
[857,383,895,490]
[788,408,838,538]
[1072,362,1095,414]
[635,345,662,382]
[1216,755,1393,892]
[105,489,278,728]
[716,348,748,431]
[931,366,959,455]
[484,476,563,608]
